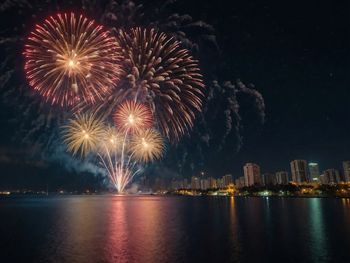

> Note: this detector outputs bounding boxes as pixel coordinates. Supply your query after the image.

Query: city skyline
[185,158,350,181]
[168,159,350,192]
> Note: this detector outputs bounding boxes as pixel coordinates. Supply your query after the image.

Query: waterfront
[1,196,350,263]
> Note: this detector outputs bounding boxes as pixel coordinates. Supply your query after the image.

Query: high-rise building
[209,177,217,189]
[234,176,245,188]
[243,163,261,186]
[234,178,240,188]
[191,176,200,189]
[224,174,233,186]
[276,171,289,185]
[261,173,265,186]
[290,160,309,183]
[342,161,350,182]
[239,176,245,188]
[262,173,277,186]
[319,174,327,184]
[308,162,320,182]
[323,169,341,184]
[216,178,225,189]
[200,179,205,190]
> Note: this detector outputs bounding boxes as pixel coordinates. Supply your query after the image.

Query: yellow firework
[130,129,164,162]
[99,125,125,155]
[24,12,122,106]
[62,113,105,157]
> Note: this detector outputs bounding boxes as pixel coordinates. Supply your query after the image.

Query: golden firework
[130,129,164,162]
[116,27,205,141]
[99,125,125,155]
[24,12,122,106]
[113,100,153,133]
[62,113,105,157]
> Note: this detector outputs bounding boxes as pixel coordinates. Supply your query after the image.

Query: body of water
[0,196,350,263]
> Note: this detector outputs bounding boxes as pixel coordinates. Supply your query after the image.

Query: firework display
[116,27,205,141]
[113,100,153,133]
[48,22,204,192]
[64,112,163,192]
[130,129,164,162]
[23,12,196,191]
[0,2,235,192]
[100,126,124,155]
[62,113,105,157]
[0,0,266,192]
[24,13,122,107]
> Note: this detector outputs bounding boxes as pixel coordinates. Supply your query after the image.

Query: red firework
[113,100,153,133]
[24,12,122,107]
[115,27,205,141]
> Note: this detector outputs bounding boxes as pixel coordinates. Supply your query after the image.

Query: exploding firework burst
[24,12,122,107]
[99,125,125,155]
[62,111,147,193]
[115,27,205,141]
[113,100,153,133]
[130,129,164,162]
[62,113,105,157]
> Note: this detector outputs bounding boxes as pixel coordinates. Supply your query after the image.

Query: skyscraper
[235,177,246,188]
[199,178,210,190]
[323,169,341,184]
[290,160,309,183]
[191,176,200,190]
[217,177,225,188]
[224,174,233,186]
[319,173,327,184]
[276,171,289,185]
[243,163,261,186]
[262,173,277,186]
[308,162,320,182]
[342,161,350,182]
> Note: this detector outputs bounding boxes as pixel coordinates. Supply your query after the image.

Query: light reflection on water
[309,198,328,262]
[0,196,350,263]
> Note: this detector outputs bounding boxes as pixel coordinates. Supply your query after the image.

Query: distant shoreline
[1,192,350,199]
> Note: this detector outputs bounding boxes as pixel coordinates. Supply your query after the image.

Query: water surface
[0,196,350,263]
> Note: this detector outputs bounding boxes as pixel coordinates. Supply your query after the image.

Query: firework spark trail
[24,12,122,107]
[97,127,145,193]
[112,27,205,141]
[63,110,164,192]
[97,147,141,193]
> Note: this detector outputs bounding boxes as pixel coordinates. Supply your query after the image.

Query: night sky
[0,0,349,189]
